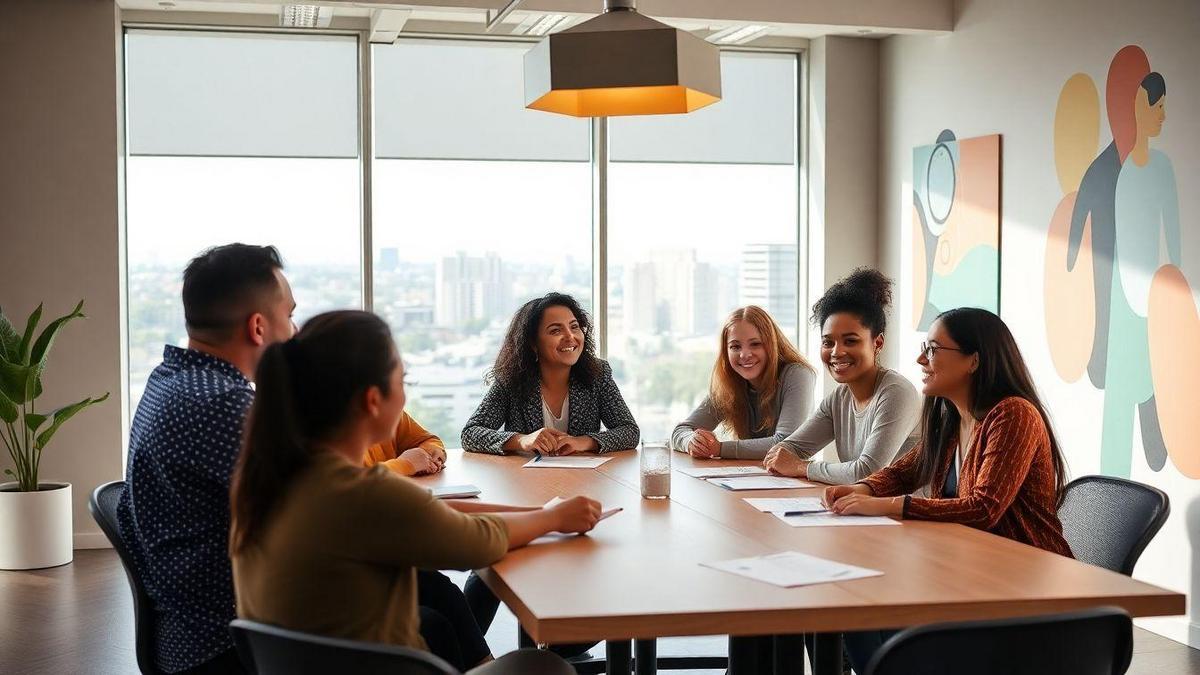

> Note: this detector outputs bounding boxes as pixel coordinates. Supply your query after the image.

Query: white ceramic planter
[0,482,73,570]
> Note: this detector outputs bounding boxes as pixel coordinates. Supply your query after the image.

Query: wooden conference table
[413,450,1183,675]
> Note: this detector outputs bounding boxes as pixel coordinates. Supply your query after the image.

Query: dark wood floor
[3,549,1198,674]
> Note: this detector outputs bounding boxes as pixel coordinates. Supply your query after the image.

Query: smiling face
[916,319,976,398]
[821,312,883,385]
[726,320,768,386]
[535,304,584,369]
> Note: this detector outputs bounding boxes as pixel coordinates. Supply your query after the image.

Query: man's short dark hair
[182,244,285,342]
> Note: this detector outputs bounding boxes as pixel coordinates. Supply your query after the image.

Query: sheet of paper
[523,455,612,469]
[701,551,883,588]
[707,475,816,490]
[543,496,622,521]
[743,497,826,513]
[678,465,770,479]
[772,512,901,528]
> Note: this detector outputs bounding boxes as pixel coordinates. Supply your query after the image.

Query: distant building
[739,244,798,332]
[435,252,510,327]
[623,249,722,337]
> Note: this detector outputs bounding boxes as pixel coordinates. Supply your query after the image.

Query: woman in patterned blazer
[460,292,639,656]
[461,292,640,456]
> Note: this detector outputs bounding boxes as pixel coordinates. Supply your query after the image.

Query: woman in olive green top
[230,310,597,673]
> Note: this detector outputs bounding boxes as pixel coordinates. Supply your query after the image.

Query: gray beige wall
[878,0,1200,645]
[806,36,880,378]
[0,0,125,548]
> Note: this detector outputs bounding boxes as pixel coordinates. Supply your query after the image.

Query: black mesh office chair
[1059,475,1170,575]
[864,607,1133,675]
[89,480,164,675]
[230,620,459,675]
[231,620,577,675]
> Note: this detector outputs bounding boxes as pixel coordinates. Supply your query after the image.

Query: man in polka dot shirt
[118,244,296,674]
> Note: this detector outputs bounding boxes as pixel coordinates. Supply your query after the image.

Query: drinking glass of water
[640,441,671,499]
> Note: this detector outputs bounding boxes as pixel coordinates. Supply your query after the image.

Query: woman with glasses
[822,307,1073,672]
[763,268,921,484]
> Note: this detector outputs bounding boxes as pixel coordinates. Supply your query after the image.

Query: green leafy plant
[0,301,109,492]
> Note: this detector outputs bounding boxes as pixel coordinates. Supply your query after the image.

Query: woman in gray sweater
[671,306,816,460]
[765,268,921,484]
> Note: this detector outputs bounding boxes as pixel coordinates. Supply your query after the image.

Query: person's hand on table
[821,484,872,508]
[517,428,567,454]
[687,429,721,458]
[827,494,903,517]
[400,448,442,475]
[551,435,599,455]
[764,445,808,477]
[549,496,602,533]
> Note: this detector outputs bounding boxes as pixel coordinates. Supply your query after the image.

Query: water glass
[640,441,671,499]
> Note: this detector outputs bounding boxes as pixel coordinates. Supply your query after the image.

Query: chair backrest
[88,480,163,675]
[865,607,1133,675]
[1059,475,1170,575]
[229,619,460,675]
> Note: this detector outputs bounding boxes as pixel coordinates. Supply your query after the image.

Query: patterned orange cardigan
[860,396,1072,557]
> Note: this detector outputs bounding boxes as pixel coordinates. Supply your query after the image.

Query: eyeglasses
[919,341,966,360]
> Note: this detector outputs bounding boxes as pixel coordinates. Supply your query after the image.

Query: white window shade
[126,30,358,158]
[373,40,589,162]
[610,52,796,165]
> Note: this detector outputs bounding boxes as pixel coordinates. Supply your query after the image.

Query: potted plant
[0,301,108,569]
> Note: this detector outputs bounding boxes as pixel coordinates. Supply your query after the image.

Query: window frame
[119,22,807,446]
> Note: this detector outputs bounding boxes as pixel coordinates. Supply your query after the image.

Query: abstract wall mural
[1045,45,1190,478]
[911,131,1001,331]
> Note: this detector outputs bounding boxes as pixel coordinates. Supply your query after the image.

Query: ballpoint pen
[781,509,829,516]
[532,450,543,462]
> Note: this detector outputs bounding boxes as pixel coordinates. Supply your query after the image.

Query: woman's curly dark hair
[486,292,602,396]
[811,267,894,336]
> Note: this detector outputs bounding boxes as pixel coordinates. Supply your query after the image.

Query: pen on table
[781,509,829,516]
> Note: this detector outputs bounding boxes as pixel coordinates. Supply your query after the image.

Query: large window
[124,30,800,447]
[607,53,800,441]
[124,30,361,409]
[372,40,591,444]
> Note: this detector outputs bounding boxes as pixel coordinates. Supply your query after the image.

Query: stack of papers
[707,476,816,490]
[678,465,770,479]
[702,551,883,587]
[523,455,612,469]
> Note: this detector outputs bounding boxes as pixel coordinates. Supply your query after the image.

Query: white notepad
[429,484,481,499]
[707,476,816,490]
[523,455,612,469]
[772,512,901,528]
[701,551,883,588]
[743,497,826,513]
[678,465,771,479]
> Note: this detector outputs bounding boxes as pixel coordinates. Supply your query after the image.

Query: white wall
[879,0,1200,645]
[0,0,125,549]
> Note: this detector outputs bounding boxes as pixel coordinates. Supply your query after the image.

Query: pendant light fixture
[523,0,722,117]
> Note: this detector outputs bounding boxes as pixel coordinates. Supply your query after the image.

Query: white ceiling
[117,0,954,44]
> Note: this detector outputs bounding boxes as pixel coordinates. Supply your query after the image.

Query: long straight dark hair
[230,310,397,554]
[914,308,1067,499]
